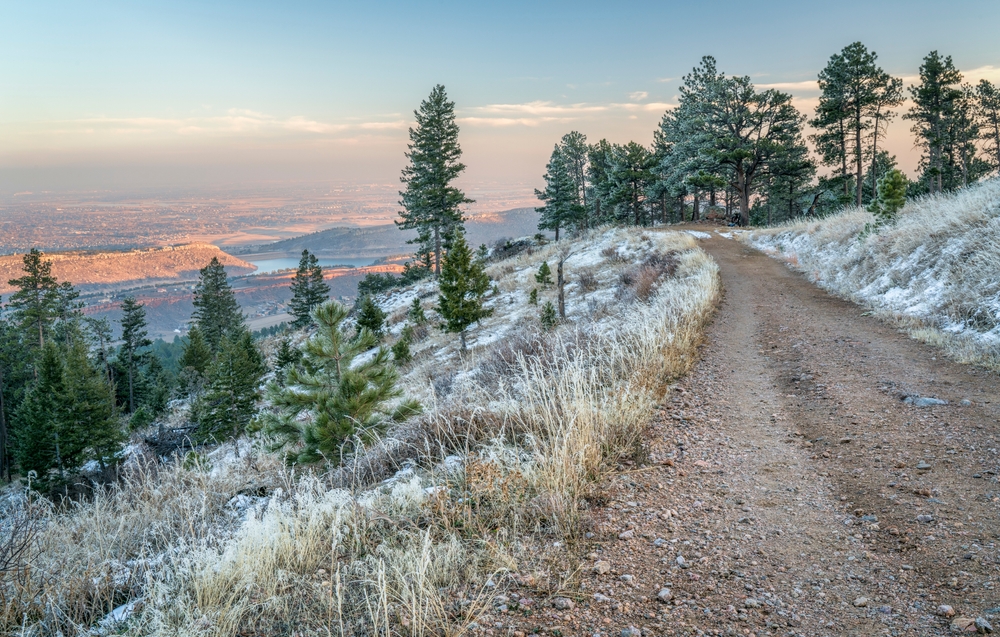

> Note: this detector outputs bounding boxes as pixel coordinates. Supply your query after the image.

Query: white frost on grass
[684,230,712,239]
[746,178,1000,358]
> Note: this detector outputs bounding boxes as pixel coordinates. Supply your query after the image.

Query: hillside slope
[239,207,542,257]
[746,178,1000,367]
[0,243,255,295]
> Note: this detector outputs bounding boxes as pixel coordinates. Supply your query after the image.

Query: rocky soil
[475,230,1000,637]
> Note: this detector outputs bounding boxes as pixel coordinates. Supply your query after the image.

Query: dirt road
[523,230,1000,637]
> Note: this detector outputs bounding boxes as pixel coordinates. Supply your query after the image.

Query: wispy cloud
[459,100,674,127]
[756,80,820,93]
[629,91,649,101]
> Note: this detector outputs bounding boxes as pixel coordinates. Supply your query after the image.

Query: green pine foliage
[437,229,493,351]
[871,169,908,222]
[396,85,473,275]
[528,288,538,305]
[192,257,244,352]
[289,250,330,329]
[196,329,266,446]
[407,298,427,325]
[540,301,558,331]
[179,326,213,393]
[118,296,152,414]
[12,344,66,483]
[275,338,301,372]
[391,331,412,364]
[535,261,553,288]
[262,301,421,465]
[356,296,386,339]
[7,249,80,351]
[536,145,584,240]
[63,338,121,469]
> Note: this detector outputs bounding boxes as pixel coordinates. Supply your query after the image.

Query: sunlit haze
[3,0,1000,197]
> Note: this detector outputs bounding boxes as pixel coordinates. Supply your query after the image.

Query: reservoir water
[247,256,380,274]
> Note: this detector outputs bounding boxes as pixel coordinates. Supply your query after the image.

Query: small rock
[853,597,868,607]
[917,514,934,523]
[878,605,892,614]
[953,617,976,631]
[618,529,635,540]
[494,595,509,605]
[657,588,673,603]
[905,396,948,407]
[916,461,932,470]
[961,399,973,406]
[552,597,574,610]
[676,555,688,568]
[938,605,956,617]
[840,437,852,444]
[584,532,595,539]
[594,593,612,603]
[621,627,641,637]
[976,617,993,633]
[594,561,611,575]
[744,598,761,608]
[620,574,633,583]
[653,538,667,548]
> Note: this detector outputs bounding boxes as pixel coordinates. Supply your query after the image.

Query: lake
[247,256,380,274]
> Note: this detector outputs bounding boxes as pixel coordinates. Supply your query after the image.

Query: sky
[2,0,1000,197]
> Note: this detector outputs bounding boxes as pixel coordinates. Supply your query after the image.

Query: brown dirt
[493,230,1000,637]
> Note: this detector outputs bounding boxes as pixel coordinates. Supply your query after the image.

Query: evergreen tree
[407,298,427,325]
[7,249,71,350]
[275,338,301,372]
[977,80,1000,173]
[356,296,386,339]
[586,139,615,224]
[391,329,413,364]
[196,329,265,447]
[118,296,151,413]
[179,326,212,392]
[535,145,583,239]
[192,257,243,352]
[397,85,473,275]
[528,288,538,305]
[906,51,965,193]
[559,131,590,228]
[540,301,558,331]
[289,250,330,329]
[607,142,655,225]
[535,261,553,288]
[810,43,903,207]
[437,229,492,351]
[262,301,421,464]
[870,169,908,222]
[63,338,121,469]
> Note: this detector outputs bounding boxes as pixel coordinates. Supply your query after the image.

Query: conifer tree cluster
[437,229,492,351]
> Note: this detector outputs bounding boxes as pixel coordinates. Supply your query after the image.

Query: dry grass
[746,178,1000,370]
[1,227,720,636]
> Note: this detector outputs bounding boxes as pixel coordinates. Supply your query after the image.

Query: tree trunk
[676,197,684,223]
[128,361,135,414]
[459,329,467,352]
[840,120,849,199]
[692,193,700,221]
[806,193,820,216]
[433,227,441,276]
[855,105,864,208]
[661,192,667,225]
[554,223,559,241]
[557,258,566,319]
[710,188,716,208]
[0,367,7,482]
[737,168,750,227]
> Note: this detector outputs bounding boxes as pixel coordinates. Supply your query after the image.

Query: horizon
[3,1,1000,199]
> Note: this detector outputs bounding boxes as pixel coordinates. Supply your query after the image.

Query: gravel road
[497,230,1000,637]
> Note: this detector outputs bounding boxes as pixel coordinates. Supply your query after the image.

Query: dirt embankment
[503,229,999,637]
[0,243,256,295]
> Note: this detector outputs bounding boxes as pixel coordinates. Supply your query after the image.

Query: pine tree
[540,301,558,331]
[356,296,386,339]
[289,250,330,329]
[870,169,908,222]
[179,326,212,393]
[977,80,1000,173]
[262,301,421,464]
[528,288,538,305]
[906,51,965,193]
[437,229,492,351]
[119,296,151,413]
[535,262,553,288]
[607,142,655,225]
[391,329,413,364]
[560,131,590,228]
[275,338,301,372]
[192,257,243,352]
[535,145,583,240]
[407,298,427,325]
[7,249,69,350]
[196,329,265,448]
[63,338,121,469]
[397,85,473,275]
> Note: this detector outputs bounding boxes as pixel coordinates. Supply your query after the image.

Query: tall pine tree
[437,229,492,351]
[535,145,583,240]
[7,249,75,351]
[192,257,243,352]
[288,250,330,329]
[196,329,265,448]
[118,296,151,414]
[397,85,473,275]
[977,80,1000,174]
[905,51,965,193]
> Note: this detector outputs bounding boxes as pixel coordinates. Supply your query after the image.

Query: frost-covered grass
[745,178,1000,369]
[1,227,720,636]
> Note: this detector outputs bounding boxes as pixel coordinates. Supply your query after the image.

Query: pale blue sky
[3,0,999,193]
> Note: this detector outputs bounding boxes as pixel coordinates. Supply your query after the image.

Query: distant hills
[235,207,543,258]
[0,243,255,296]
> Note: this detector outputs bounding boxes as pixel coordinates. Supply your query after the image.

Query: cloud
[459,100,675,127]
[629,91,649,101]
[756,80,820,93]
